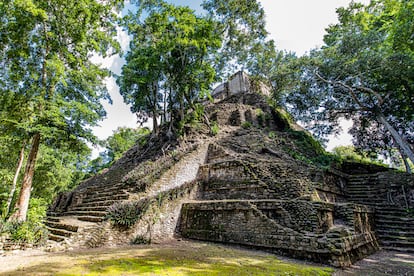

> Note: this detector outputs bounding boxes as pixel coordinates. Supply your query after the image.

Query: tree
[105,127,150,163]
[284,0,414,172]
[118,2,220,134]
[85,127,150,175]
[201,0,269,76]
[1,0,122,221]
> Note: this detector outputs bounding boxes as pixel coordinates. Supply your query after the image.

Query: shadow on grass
[1,243,334,276]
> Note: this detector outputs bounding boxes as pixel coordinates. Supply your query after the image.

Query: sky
[91,0,371,154]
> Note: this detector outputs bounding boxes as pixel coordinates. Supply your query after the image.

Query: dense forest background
[0,0,412,243]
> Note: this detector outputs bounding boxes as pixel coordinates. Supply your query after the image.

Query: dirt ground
[334,250,414,276]
[1,241,413,275]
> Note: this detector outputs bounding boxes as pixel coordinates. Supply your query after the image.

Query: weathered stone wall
[198,158,334,201]
[311,169,348,203]
[334,203,375,233]
[179,200,378,267]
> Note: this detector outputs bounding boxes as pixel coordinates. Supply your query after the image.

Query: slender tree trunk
[403,157,412,174]
[5,141,26,216]
[376,112,414,169]
[8,133,41,222]
[163,91,167,125]
[179,97,184,122]
[152,111,158,135]
[399,149,412,174]
[151,81,159,135]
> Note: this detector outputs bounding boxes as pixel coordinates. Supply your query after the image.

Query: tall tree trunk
[8,133,41,222]
[376,112,414,169]
[5,141,26,217]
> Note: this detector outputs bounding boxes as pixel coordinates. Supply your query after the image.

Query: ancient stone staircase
[45,141,208,245]
[45,183,131,243]
[346,174,414,253]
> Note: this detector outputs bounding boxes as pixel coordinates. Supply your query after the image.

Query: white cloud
[90,25,136,148]
[260,0,370,55]
[325,119,353,151]
[91,77,137,140]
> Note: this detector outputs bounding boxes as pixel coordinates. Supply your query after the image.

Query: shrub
[268,131,276,139]
[0,219,48,245]
[241,121,252,129]
[131,235,150,245]
[210,121,219,136]
[106,199,150,228]
[0,198,49,245]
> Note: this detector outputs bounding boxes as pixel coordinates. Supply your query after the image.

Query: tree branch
[315,71,367,109]
[356,86,384,105]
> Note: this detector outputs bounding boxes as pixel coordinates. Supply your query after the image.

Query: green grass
[6,242,334,276]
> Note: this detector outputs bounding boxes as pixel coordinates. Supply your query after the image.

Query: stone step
[77,216,104,223]
[46,212,65,217]
[380,246,414,253]
[376,224,414,232]
[47,227,75,238]
[380,240,414,249]
[84,190,129,198]
[46,216,61,222]
[346,186,382,190]
[69,206,109,212]
[377,215,414,222]
[376,229,414,238]
[348,199,385,205]
[347,181,373,185]
[48,233,65,242]
[347,195,384,200]
[45,221,79,232]
[376,210,414,218]
[81,194,129,203]
[66,210,107,217]
[348,196,384,201]
[378,234,414,243]
[376,218,414,226]
[82,183,126,192]
[346,190,385,195]
[75,200,118,208]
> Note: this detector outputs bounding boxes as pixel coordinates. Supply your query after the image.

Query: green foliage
[282,130,335,167]
[106,200,150,228]
[0,197,48,244]
[284,0,414,167]
[210,121,219,136]
[332,146,387,166]
[119,2,220,134]
[32,145,90,202]
[131,235,150,245]
[87,127,150,176]
[0,0,123,221]
[255,108,265,126]
[268,131,276,139]
[201,0,270,76]
[106,127,150,162]
[241,121,252,129]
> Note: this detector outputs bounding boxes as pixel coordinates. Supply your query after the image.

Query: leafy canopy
[284,0,414,167]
